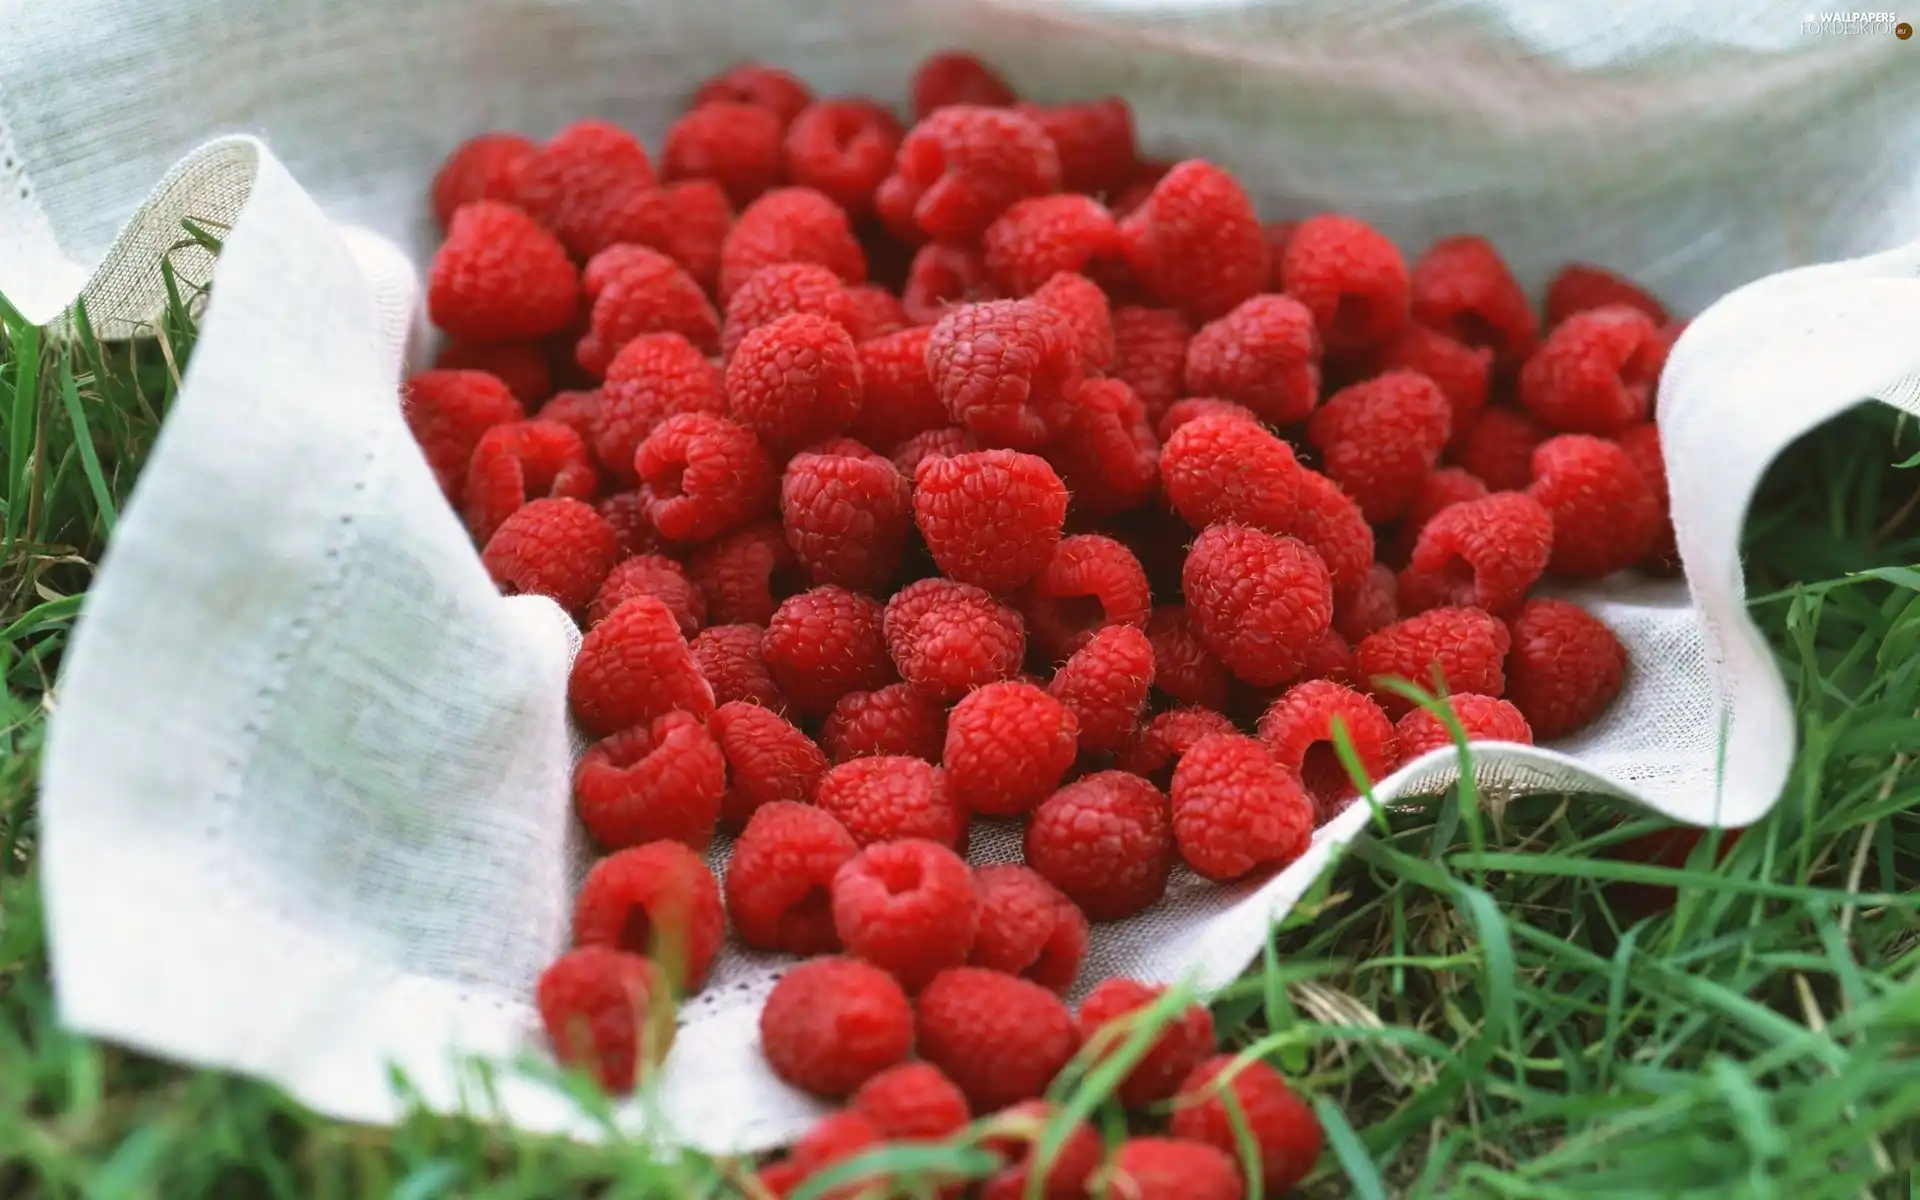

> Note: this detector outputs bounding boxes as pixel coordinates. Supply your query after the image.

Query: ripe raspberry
[724,313,864,454]
[576,246,719,376]
[977,1100,1105,1200]
[915,968,1081,1111]
[1307,370,1452,523]
[1171,734,1313,880]
[1077,979,1217,1108]
[1257,680,1398,818]
[536,947,671,1094]
[593,180,734,295]
[1016,534,1151,663]
[575,711,726,850]
[1110,306,1192,422]
[715,703,825,831]
[592,332,726,482]
[890,426,982,476]
[1044,377,1160,520]
[1528,434,1660,578]
[878,106,1061,242]
[464,420,599,545]
[482,497,621,615]
[759,1111,882,1199]
[1024,771,1174,920]
[689,624,784,711]
[1098,1139,1244,1200]
[1519,306,1662,435]
[1182,524,1335,688]
[1118,160,1267,323]
[573,841,723,992]
[761,957,913,1099]
[1148,602,1233,708]
[431,132,534,228]
[1157,396,1260,440]
[843,284,910,341]
[1354,606,1511,716]
[402,370,525,504]
[1375,322,1494,440]
[433,339,552,406]
[782,100,904,220]
[1182,294,1321,426]
[1545,263,1669,328]
[1288,469,1374,607]
[1334,562,1400,644]
[884,578,1027,700]
[1615,422,1679,571]
[944,682,1080,816]
[719,187,867,305]
[1453,406,1546,493]
[762,586,893,717]
[534,388,600,442]
[912,52,1017,120]
[1298,627,1357,686]
[720,262,861,360]
[1031,271,1114,372]
[833,838,979,991]
[850,1062,971,1140]
[569,594,716,736]
[1281,213,1410,355]
[968,866,1087,993]
[913,450,1067,592]
[1504,598,1626,740]
[693,62,812,125]
[780,441,912,591]
[1171,1056,1324,1196]
[815,754,965,849]
[429,202,579,343]
[1395,466,1491,561]
[926,300,1084,449]
[1395,693,1533,763]
[506,121,657,259]
[589,554,704,635]
[1407,491,1553,613]
[636,412,777,543]
[1162,414,1301,534]
[687,520,804,626]
[1018,96,1137,195]
[661,102,783,207]
[1050,624,1154,753]
[900,240,997,325]
[823,683,948,763]
[1410,234,1537,367]
[725,800,855,954]
[982,195,1121,297]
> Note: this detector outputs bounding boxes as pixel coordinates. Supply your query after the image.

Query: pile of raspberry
[406,48,1671,1197]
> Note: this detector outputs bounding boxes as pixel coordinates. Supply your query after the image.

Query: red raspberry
[1519,306,1662,435]
[1334,563,1400,645]
[915,968,1081,1111]
[1031,271,1114,373]
[850,1062,971,1140]
[1157,396,1260,440]
[968,866,1087,994]
[1171,1056,1325,1196]
[719,187,867,304]
[589,554,704,634]
[815,755,965,849]
[636,412,777,543]
[713,700,826,828]
[782,100,904,220]
[1024,771,1174,920]
[724,312,863,454]
[431,132,534,228]
[1410,236,1535,371]
[402,370,525,505]
[720,262,860,360]
[1354,606,1511,716]
[1182,524,1335,688]
[833,838,980,991]
[1504,598,1626,740]
[1528,434,1660,578]
[576,246,719,376]
[693,62,812,125]
[506,121,657,259]
[1292,469,1375,607]
[913,450,1067,592]
[878,106,1061,242]
[464,420,599,545]
[592,332,726,482]
[1018,534,1151,662]
[1394,466,1491,561]
[592,180,735,295]
[1545,263,1669,328]
[482,497,621,615]
[1098,1139,1244,1200]
[1050,624,1154,754]
[1044,377,1160,520]
[760,956,913,1099]
[724,800,854,954]
[1162,414,1300,533]
[433,339,552,406]
[780,441,912,592]
[926,300,1084,449]
[977,1100,1105,1200]
[1118,160,1267,323]
[661,102,783,207]
[758,1112,882,1200]
[687,520,804,626]
[1298,627,1357,686]
[982,195,1121,297]
[1395,693,1533,763]
[912,52,1017,119]
[891,426,982,477]
[1281,213,1410,356]
[1110,306,1192,422]
[1257,679,1398,819]
[1145,604,1233,709]
[429,202,579,344]
[843,284,910,341]
[944,682,1080,816]
[901,240,998,326]
[1375,323,1493,439]
[535,947,671,1094]
[1307,370,1452,523]
[1076,979,1217,1108]
[1407,491,1553,613]
[568,594,716,736]
[823,683,948,763]
[1018,97,1137,195]
[534,388,600,442]
[689,624,784,711]
[1615,422,1679,571]
[1183,294,1321,426]
[884,578,1027,700]
[762,586,894,717]
[1453,406,1545,493]
[572,841,723,992]
[1171,733,1313,880]
[575,711,725,850]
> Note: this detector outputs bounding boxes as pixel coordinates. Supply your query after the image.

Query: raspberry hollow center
[875,856,926,896]
[652,460,688,500]
[618,907,654,956]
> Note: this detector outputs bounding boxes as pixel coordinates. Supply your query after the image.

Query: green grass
[4,242,1920,1199]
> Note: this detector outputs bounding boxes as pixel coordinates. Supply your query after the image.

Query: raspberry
[1615,422,1679,571]
[431,132,535,228]
[890,426,982,477]
[915,969,1081,1111]
[433,339,552,406]
[1354,606,1511,716]
[535,947,671,1094]
[1024,771,1174,920]
[977,1100,1105,1200]
[913,450,1067,592]
[815,755,965,849]
[573,841,723,992]
[833,838,979,990]
[597,491,671,559]
[1395,693,1533,763]
[1162,414,1300,534]
[878,106,1061,242]
[1298,628,1357,685]
[1334,563,1400,644]
[1528,435,1660,578]
[1410,239,1534,374]
[1077,979,1217,1108]
[1182,294,1321,426]
[1504,598,1626,740]
[687,520,804,626]
[850,1063,971,1140]
[661,102,783,207]
[944,682,1080,816]
[1016,534,1151,663]
[843,284,910,341]
[1257,680,1398,818]
[428,202,579,344]
[1118,160,1267,323]
[926,300,1084,449]
[1171,734,1313,880]
[1171,1056,1325,1196]
[464,420,599,545]
[482,497,621,615]
[716,704,826,832]
[912,52,1017,120]
[1453,406,1545,493]
[586,555,700,636]
[1375,323,1494,440]
[636,412,777,543]
[760,1112,883,1200]
[762,586,894,717]
[1110,306,1192,422]
[569,594,716,736]
[1307,370,1452,523]
[780,441,912,591]
[1050,624,1154,753]
[1395,467,1491,561]
[725,800,855,954]
[506,121,657,259]
[693,62,812,126]
[1156,397,1260,440]
[592,332,727,482]
[575,710,726,850]
[760,957,914,1098]
[1292,469,1375,606]
[1147,602,1234,708]
[1519,306,1662,435]
[594,180,734,295]
[1018,97,1137,195]
[1281,213,1411,356]
[689,624,785,711]
[719,187,867,305]
[884,578,1027,700]
[823,683,948,763]
[1044,377,1160,520]
[720,262,861,360]
[1182,524,1335,688]
[782,100,903,220]
[402,370,526,505]
[968,865,1087,993]
[1545,263,1669,328]
[900,240,998,325]
[1407,491,1553,613]
[982,195,1121,297]
[534,388,600,442]
[1031,271,1114,373]
[724,313,864,454]
[1098,1139,1244,1200]
[576,246,719,376]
